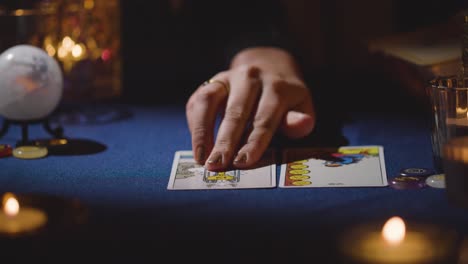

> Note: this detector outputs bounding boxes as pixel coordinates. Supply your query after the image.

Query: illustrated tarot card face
[279,146,388,188]
[168,150,276,190]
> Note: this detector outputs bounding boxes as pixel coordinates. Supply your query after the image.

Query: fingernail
[196,146,205,163]
[207,153,222,165]
[233,153,247,164]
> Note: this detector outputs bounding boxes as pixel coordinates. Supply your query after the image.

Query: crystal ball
[0,44,63,121]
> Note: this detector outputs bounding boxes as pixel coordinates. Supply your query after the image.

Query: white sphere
[0,44,63,121]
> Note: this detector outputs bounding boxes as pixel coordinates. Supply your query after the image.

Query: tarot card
[279,146,388,188]
[167,150,276,190]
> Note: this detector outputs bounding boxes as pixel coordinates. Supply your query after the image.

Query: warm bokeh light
[45,44,56,57]
[71,44,84,58]
[37,0,121,99]
[456,107,467,116]
[62,37,75,50]
[382,216,406,245]
[2,193,14,205]
[14,9,25,16]
[101,49,111,61]
[3,196,19,217]
[84,0,95,9]
[58,46,68,59]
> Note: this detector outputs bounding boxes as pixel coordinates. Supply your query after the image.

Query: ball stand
[0,118,64,147]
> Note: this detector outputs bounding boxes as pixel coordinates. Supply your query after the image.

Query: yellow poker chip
[0,144,13,158]
[13,146,48,159]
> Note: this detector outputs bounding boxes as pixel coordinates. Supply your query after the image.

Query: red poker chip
[0,144,13,158]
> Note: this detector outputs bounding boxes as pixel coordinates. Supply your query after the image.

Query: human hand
[186,47,316,171]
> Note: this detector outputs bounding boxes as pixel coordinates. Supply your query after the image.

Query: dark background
[119,0,464,114]
[0,0,464,109]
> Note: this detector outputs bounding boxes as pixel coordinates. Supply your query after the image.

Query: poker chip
[389,175,426,190]
[399,167,435,177]
[425,174,446,189]
[0,144,13,158]
[12,146,48,159]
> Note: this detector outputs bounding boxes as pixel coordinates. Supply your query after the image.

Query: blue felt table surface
[1,103,467,261]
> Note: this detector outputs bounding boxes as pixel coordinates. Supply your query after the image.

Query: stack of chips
[389,167,445,189]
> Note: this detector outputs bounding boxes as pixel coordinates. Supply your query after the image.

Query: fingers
[186,73,229,164]
[194,68,316,171]
[204,66,261,171]
[280,92,316,138]
[233,88,286,168]
[233,78,316,169]
[280,111,316,139]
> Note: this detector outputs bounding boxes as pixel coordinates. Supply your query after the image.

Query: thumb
[280,110,316,139]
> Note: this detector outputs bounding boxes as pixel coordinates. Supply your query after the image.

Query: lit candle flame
[2,193,19,217]
[382,216,406,245]
[4,198,19,217]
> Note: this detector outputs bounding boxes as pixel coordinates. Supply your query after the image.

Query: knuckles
[190,126,209,142]
[234,64,261,78]
[223,107,249,123]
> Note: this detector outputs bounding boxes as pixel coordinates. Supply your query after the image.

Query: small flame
[382,216,406,245]
[2,193,19,217]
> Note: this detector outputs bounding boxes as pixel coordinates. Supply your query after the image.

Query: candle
[340,216,456,263]
[0,193,47,236]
